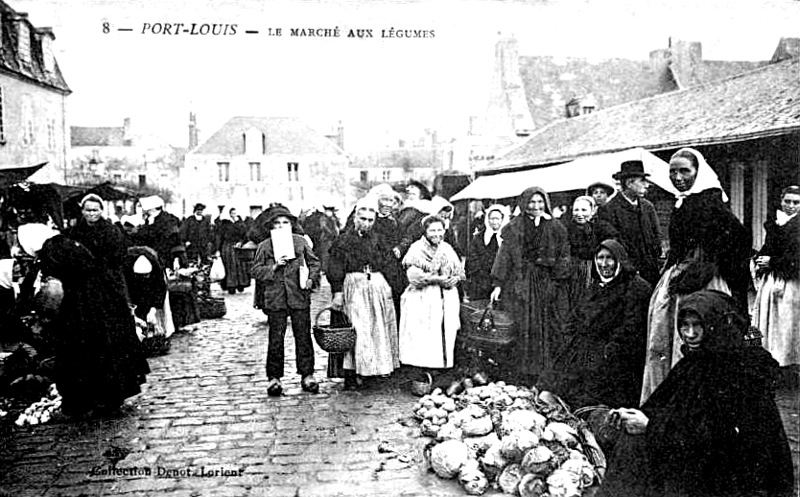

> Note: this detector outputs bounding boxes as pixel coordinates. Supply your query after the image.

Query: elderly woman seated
[597,290,793,497]
[540,239,651,409]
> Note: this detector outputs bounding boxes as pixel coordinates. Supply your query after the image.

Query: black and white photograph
[0,0,798,495]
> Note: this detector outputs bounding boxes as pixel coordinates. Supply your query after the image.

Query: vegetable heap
[15,383,61,426]
[414,381,606,497]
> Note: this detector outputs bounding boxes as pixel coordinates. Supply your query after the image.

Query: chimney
[188,112,198,148]
[336,121,344,150]
[669,40,702,89]
[123,117,132,146]
[772,37,800,63]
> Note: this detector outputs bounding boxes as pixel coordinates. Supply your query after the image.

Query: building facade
[0,3,70,184]
[183,116,349,218]
[69,117,184,205]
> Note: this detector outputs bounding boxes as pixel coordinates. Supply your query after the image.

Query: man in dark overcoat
[596,161,662,286]
[180,203,213,265]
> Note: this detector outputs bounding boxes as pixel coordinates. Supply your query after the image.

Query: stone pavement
[1,280,798,497]
[0,281,461,497]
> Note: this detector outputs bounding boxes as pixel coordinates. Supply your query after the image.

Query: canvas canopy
[451,148,678,201]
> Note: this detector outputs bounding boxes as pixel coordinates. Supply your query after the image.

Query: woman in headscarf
[123,245,173,337]
[68,194,129,299]
[328,197,400,390]
[752,185,800,380]
[398,215,465,390]
[562,195,618,306]
[215,207,250,294]
[465,204,509,300]
[17,223,149,417]
[598,290,793,497]
[641,148,751,402]
[542,239,652,410]
[489,186,571,383]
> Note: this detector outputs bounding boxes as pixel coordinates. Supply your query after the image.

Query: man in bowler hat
[596,160,663,286]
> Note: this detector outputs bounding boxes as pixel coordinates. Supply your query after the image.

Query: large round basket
[312,307,356,353]
[235,241,259,263]
[198,297,227,319]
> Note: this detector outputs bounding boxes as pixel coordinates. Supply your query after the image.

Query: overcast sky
[12,0,800,148]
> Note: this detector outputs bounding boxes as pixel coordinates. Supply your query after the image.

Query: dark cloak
[665,188,751,311]
[68,216,129,299]
[38,235,149,414]
[597,290,793,497]
[544,239,652,409]
[490,186,570,381]
[756,211,799,282]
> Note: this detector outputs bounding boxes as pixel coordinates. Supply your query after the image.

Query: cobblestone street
[1,281,798,497]
[0,282,461,497]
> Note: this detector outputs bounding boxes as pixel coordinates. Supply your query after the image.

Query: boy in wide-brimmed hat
[596,160,663,286]
[251,206,322,397]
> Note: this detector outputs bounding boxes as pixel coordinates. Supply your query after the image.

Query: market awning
[451,148,678,201]
[0,162,48,188]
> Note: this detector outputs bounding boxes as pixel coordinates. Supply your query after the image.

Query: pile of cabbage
[15,383,61,426]
[414,381,605,497]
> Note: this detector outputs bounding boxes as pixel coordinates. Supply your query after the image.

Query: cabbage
[430,440,470,479]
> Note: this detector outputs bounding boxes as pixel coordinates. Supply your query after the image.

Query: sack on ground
[209,257,226,281]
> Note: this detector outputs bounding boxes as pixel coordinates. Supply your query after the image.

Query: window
[249,162,261,182]
[18,22,30,64]
[360,170,368,183]
[217,162,230,182]
[382,170,391,181]
[138,175,146,188]
[0,87,5,144]
[47,118,56,150]
[21,95,34,146]
[113,173,122,182]
[41,35,54,73]
[287,162,299,182]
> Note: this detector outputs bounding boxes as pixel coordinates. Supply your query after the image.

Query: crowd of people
[0,146,796,495]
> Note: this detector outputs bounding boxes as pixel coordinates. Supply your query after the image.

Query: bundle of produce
[414,381,606,497]
[15,383,61,426]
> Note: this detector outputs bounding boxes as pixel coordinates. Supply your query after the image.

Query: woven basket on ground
[198,297,227,319]
[312,307,356,353]
[141,334,171,357]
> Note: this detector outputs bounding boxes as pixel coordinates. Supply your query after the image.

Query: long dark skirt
[508,265,569,381]
[220,243,251,290]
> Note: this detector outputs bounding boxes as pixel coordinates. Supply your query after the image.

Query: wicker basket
[460,300,517,350]
[141,334,171,357]
[198,297,227,319]
[312,307,356,353]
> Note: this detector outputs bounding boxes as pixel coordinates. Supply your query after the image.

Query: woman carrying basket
[328,197,400,390]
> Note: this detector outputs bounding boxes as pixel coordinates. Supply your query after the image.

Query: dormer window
[18,20,31,64]
[566,94,597,118]
[243,127,265,156]
[41,33,54,73]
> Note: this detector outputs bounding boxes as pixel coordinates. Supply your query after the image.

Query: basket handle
[478,304,495,332]
[314,306,352,328]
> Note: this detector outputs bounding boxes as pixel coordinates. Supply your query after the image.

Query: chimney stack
[122,117,132,146]
[669,40,702,89]
[188,112,198,149]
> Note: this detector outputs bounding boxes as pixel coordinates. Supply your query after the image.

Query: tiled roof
[0,3,70,93]
[350,147,441,170]
[70,126,126,147]
[517,55,766,130]
[519,56,662,129]
[487,58,800,171]
[193,116,346,156]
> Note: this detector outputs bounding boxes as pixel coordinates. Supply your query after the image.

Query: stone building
[0,2,70,184]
